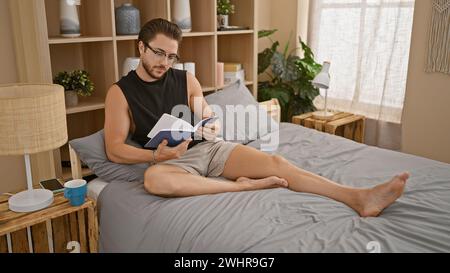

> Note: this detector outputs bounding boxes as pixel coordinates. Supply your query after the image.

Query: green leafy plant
[53,70,94,97]
[258,29,322,122]
[217,0,235,15]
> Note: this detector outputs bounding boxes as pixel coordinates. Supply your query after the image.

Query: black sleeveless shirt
[116,69,203,149]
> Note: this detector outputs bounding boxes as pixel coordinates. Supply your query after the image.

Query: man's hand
[154,139,192,162]
[195,119,221,141]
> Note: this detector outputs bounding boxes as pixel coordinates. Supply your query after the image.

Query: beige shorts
[160,139,239,177]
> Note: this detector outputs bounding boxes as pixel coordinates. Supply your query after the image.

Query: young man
[104,18,409,217]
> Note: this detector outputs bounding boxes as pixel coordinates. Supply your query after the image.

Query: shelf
[114,31,216,41]
[182,32,215,37]
[217,30,254,35]
[115,35,139,41]
[48,36,113,44]
[218,34,255,83]
[35,0,258,185]
[66,97,105,115]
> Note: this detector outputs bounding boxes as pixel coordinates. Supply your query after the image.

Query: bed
[69,82,450,253]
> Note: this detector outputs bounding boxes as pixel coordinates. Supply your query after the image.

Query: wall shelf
[115,35,139,41]
[38,0,258,180]
[48,36,114,44]
[66,97,105,115]
[217,30,254,36]
[182,32,216,37]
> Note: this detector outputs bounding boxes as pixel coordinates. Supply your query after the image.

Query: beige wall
[402,0,450,164]
[258,0,306,52]
[258,0,303,82]
[0,0,27,193]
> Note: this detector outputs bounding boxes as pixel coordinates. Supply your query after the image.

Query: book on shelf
[224,63,242,72]
[224,69,245,85]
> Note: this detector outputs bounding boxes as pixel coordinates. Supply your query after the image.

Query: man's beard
[142,59,167,80]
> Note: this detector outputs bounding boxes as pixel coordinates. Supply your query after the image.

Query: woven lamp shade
[0,84,68,155]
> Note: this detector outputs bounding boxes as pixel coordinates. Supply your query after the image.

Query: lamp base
[8,189,54,212]
[312,110,336,121]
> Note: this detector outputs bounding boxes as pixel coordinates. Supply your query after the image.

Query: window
[308,0,415,123]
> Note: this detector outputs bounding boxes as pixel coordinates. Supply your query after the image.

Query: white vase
[60,0,81,37]
[184,62,195,76]
[122,57,140,77]
[217,14,229,28]
[171,0,192,32]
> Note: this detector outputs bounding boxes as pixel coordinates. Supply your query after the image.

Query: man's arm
[104,85,192,164]
[187,72,215,119]
[104,85,155,164]
[186,72,220,140]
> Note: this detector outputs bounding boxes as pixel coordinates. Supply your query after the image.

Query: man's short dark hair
[138,18,182,44]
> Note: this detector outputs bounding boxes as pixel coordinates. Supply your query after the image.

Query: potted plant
[53,70,94,107]
[257,29,322,122]
[217,0,235,28]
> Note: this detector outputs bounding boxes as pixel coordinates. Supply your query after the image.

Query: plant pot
[65,90,78,107]
[217,14,229,28]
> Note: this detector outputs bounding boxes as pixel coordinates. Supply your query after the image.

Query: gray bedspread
[98,123,450,253]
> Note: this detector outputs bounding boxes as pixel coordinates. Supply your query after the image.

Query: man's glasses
[144,43,180,65]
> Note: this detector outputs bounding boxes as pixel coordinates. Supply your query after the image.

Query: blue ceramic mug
[64,179,87,206]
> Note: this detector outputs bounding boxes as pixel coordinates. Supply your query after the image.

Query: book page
[147,113,193,138]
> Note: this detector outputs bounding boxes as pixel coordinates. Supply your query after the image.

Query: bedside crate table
[0,193,98,253]
[292,112,366,143]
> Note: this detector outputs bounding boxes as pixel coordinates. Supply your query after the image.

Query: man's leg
[221,145,408,217]
[144,163,288,198]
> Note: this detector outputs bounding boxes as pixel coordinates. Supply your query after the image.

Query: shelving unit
[38,0,258,180]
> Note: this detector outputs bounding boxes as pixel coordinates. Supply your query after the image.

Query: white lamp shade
[0,84,68,212]
[0,84,68,155]
[312,61,331,89]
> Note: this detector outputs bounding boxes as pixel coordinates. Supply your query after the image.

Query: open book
[144,113,218,149]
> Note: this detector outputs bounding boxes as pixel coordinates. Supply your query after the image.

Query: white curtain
[308,0,415,124]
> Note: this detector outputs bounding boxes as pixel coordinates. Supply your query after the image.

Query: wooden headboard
[69,144,83,180]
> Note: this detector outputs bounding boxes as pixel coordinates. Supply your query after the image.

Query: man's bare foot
[356,173,409,217]
[236,176,288,191]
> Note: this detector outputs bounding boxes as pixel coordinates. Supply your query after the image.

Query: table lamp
[312,61,335,120]
[0,84,68,212]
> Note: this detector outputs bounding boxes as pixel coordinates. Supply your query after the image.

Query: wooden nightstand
[292,112,366,143]
[0,192,98,253]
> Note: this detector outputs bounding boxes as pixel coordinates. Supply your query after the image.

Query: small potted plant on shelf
[217,0,235,29]
[53,70,94,107]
